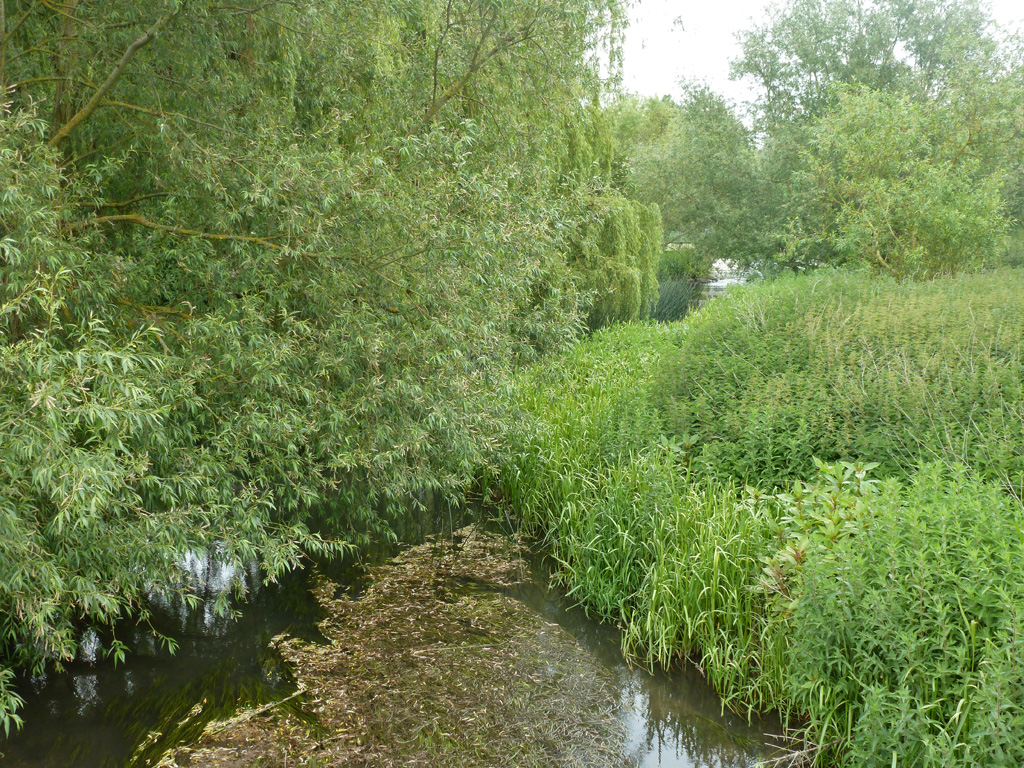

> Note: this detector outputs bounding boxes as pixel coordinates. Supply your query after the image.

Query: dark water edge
[0,562,322,768]
[507,551,782,768]
[653,273,747,323]
[0,509,779,768]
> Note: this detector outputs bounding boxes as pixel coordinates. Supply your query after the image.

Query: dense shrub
[655,270,1024,490]
[789,464,1024,767]
[498,323,788,713]
[657,246,709,282]
[500,276,1024,765]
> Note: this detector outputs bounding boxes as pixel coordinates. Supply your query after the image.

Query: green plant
[787,464,1024,767]
[656,270,1024,491]
[657,246,710,282]
[651,278,702,323]
[497,322,789,713]
[761,459,880,611]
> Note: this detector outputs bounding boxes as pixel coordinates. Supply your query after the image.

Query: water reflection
[510,554,780,768]
[1,506,779,768]
[0,559,322,768]
[0,499,481,768]
[703,274,746,300]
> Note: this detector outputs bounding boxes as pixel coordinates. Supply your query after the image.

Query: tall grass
[789,464,1024,767]
[497,270,1024,766]
[655,269,1024,490]
[651,278,703,323]
[497,323,790,713]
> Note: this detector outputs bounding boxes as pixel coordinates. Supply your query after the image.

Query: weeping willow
[570,195,662,329]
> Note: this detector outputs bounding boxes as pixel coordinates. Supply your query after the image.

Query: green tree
[568,193,661,328]
[793,86,1007,276]
[727,0,1022,275]
[0,0,633,729]
[627,88,767,274]
[732,0,996,126]
[558,101,662,328]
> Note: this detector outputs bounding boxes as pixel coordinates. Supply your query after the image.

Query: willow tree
[794,86,1008,276]
[0,0,630,729]
[732,0,996,126]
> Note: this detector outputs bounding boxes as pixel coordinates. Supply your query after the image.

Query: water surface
[1,523,779,768]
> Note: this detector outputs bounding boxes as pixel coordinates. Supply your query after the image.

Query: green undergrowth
[655,269,1024,490]
[495,323,788,712]
[789,464,1024,768]
[496,271,1024,766]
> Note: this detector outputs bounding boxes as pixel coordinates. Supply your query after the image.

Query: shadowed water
[509,554,781,768]
[1,512,779,768]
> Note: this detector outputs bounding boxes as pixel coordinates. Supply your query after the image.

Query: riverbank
[158,527,633,768]
[496,268,1024,766]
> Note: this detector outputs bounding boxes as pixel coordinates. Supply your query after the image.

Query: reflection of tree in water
[511,555,777,768]
[2,554,322,768]
[622,668,770,768]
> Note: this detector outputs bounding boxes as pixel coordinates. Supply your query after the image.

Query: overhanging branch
[76,213,291,249]
[48,8,178,148]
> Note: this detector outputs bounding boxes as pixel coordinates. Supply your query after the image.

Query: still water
[510,554,780,768]
[0,518,779,768]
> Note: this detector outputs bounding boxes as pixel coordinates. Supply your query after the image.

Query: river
[0,511,779,768]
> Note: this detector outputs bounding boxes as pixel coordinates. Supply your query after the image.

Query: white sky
[622,0,1024,107]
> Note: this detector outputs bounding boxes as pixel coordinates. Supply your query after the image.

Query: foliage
[999,227,1024,269]
[792,86,1008,276]
[627,88,766,270]
[496,324,788,713]
[655,270,1024,490]
[650,277,702,324]
[789,464,1024,767]
[567,195,661,329]
[732,0,996,126]
[760,459,881,614]
[708,0,1024,275]
[0,0,633,729]
[556,101,664,330]
[606,94,677,157]
[499,275,1024,765]
[656,246,703,282]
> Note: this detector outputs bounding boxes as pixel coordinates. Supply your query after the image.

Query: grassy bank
[496,269,1024,766]
[655,269,1024,490]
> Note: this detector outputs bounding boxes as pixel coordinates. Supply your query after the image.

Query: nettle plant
[760,459,882,610]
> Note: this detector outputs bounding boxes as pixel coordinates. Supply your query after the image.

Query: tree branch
[91,192,172,209]
[75,213,291,249]
[48,8,178,148]
[425,27,539,124]
[77,213,419,294]
[1,0,6,94]
[99,99,239,135]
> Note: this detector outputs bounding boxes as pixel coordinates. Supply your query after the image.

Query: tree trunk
[50,0,80,142]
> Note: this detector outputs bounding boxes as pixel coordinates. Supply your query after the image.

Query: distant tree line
[615,0,1024,278]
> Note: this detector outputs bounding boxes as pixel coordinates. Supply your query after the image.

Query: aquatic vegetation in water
[160,528,632,768]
